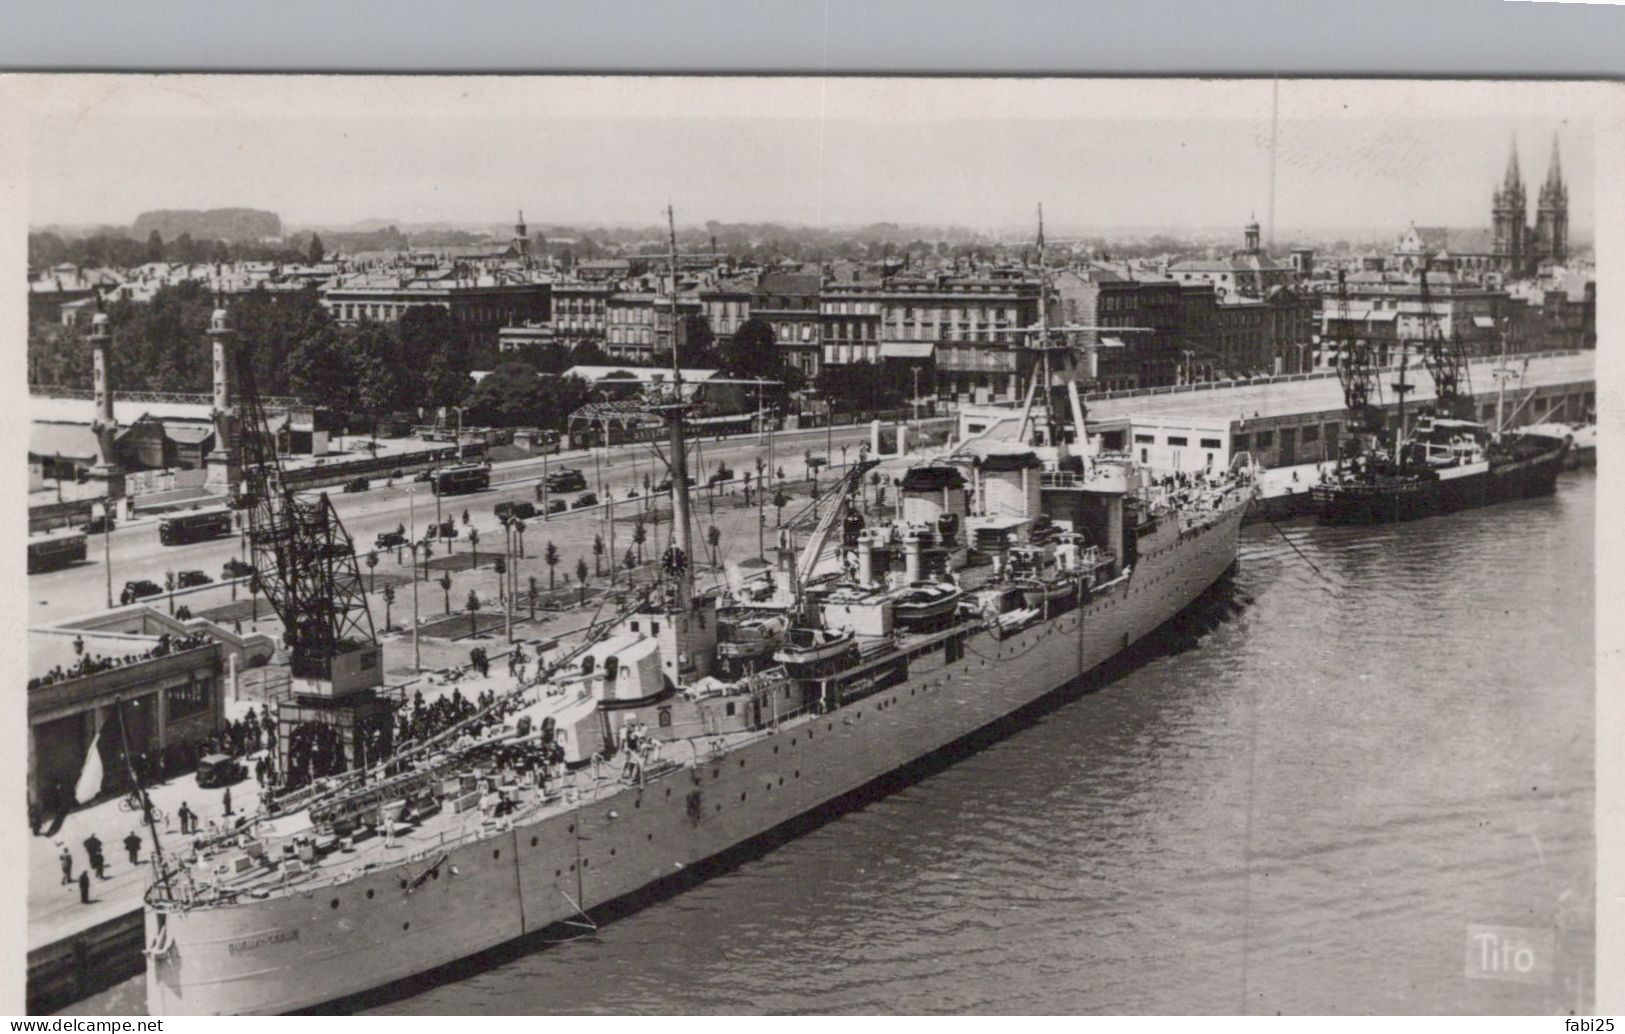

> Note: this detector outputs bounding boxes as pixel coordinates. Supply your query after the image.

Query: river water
[89,471,1596,1015]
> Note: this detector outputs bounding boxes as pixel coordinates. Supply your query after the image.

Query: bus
[159,508,234,546]
[28,531,87,574]
[431,464,491,496]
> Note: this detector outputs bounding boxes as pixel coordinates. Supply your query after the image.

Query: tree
[465,589,482,639]
[722,317,779,380]
[528,575,539,620]
[742,470,753,506]
[623,547,636,573]
[544,540,559,590]
[145,230,165,264]
[707,525,721,567]
[679,313,719,366]
[307,233,324,265]
[632,520,647,564]
[774,487,789,528]
[492,556,507,605]
[381,584,396,632]
[468,527,480,568]
[438,572,453,614]
[365,550,378,593]
[593,533,605,576]
[575,558,590,604]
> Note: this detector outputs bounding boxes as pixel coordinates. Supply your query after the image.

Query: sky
[9,76,1599,239]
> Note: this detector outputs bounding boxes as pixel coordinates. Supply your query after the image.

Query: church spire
[1544,134,1563,191]
[1503,135,1523,191]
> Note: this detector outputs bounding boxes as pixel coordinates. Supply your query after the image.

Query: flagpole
[114,697,171,894]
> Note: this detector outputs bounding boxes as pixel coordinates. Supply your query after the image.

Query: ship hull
[147,500,1247,1015]
[1310,436,1568,525]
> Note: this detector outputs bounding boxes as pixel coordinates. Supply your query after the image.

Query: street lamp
[408,487,420,672]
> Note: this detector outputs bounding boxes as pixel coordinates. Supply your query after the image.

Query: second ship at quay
[139,391,1256,1014]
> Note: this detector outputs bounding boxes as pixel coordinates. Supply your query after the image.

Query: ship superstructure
[143,212,1257,1015]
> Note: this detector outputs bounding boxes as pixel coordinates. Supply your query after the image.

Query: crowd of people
[28,632,212,691]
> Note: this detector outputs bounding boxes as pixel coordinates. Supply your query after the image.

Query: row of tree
[26,280,906,430]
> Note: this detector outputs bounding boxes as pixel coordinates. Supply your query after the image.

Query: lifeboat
[1014,576,1075,609]
[716,610,790,661]
[892,582,961,629]
[773,626,857,669]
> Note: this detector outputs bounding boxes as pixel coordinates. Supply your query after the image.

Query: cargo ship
[140,215,1257,1016]
[1310,417,1569,523]
[1311,267,1570,524]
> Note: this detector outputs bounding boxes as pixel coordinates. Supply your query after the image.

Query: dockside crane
[217,305,389,793]
[1416,264,1475,422]
[1330,269,1385,463]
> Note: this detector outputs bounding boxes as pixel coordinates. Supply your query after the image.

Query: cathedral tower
[1491,137,1527,271]
[1536,134,1568,264]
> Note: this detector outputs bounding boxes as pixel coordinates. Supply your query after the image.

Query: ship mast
[662,204,696,608]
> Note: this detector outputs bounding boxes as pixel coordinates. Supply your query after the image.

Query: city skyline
[12,76,1595,241]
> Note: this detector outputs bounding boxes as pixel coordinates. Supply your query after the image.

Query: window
[1167,436,1189,447]
[1300,425,1319,442]
[166,677,212,721]
[1134,433,1155,444]
[1200,438,1223,449]
[1255,430,1274,448]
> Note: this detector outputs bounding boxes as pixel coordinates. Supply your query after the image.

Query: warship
[140,213,1257,1015]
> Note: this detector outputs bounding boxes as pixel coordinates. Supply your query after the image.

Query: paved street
[28,422,896,626]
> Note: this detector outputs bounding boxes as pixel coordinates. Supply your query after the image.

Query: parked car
[572,492,598,509]
[177,570,213,589]
[196,754,247,789]
[654,475,695,492]
[709,465,734,484]
[545,468,587,492]
[80,514,116,535]
[494,501,537,521]
[121,579,162,604]
[413,470,435,483]
[341,477,370,493]
[222,558,255,580]
[375,529,408,550]
[547,499,567,514]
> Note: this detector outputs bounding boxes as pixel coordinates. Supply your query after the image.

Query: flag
[74,731,104,805]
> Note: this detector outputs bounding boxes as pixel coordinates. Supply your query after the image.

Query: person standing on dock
[223,787,233,817]
[58,843,72,885]
[124,830,142,866]
[78,869,90,904]
[83,833,105,879]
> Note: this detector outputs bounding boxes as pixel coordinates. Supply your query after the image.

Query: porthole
[610,848,616,856]
[646,833,653,841]
[665,788,672,798]
[794,770,800,778]
[568,824,575,834]
[493,849,501,860]
[773,745,779,754]
[330,898,340,909]
[556,869,562,877]
[570,863,576,871]
[531,836,539,847]
[403,921,411,931]
[739,759,745,768]
[635,799,641,809]
[583,859,590,868]
[740,791,747,801]
[366,889,375,899]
